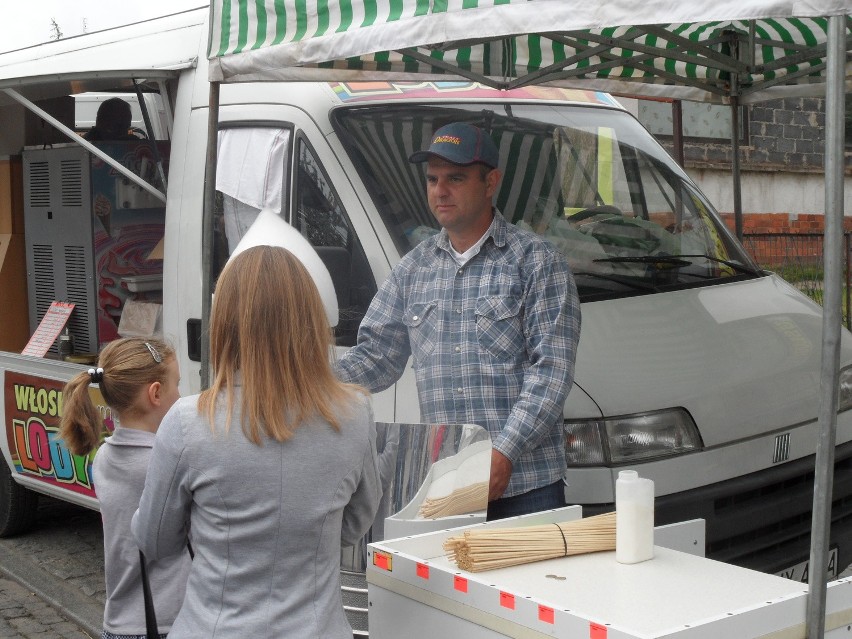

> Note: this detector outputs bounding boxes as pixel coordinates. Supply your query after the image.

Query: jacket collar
[102,426,156,448]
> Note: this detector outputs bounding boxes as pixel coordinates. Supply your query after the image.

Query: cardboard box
[0,233,29,352]
[0,156,24,235]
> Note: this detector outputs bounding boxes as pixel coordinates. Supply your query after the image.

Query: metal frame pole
[806,13,845,639]
[200,81,220,391]
[672,99,684,167]
[846,233,851,331]
[731,94,744,241]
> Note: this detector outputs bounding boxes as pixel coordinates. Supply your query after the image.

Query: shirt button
[457,268,463,275]
[456,309,462,314]
[412,315,419,321]
[456,387,463,393]
[455,346,461,352]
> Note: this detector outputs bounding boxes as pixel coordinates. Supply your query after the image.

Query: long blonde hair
[198,245,362,444]
[59,338,175,456]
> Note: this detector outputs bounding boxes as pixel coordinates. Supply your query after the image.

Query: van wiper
[594,256,692,267]
[674,254,762,275]
[572,271,660,292]
[594,254,761,276]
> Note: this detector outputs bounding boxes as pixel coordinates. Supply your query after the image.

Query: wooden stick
[443,512,616,572]
[418,481,489,519]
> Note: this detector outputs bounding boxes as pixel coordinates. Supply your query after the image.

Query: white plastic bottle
[615,470,655,564]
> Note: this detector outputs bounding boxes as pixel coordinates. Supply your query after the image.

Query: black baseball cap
[409,123,499,169]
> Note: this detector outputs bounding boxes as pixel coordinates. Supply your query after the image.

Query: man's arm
[491,250,580,489]
[489,449,513,501]
[336,271,412,393]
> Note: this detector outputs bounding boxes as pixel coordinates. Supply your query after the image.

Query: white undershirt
[449,214,498,266]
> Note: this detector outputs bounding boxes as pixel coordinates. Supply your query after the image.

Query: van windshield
[333,103,761,301]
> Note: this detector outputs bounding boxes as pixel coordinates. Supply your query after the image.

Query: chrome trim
[773,432,791,464]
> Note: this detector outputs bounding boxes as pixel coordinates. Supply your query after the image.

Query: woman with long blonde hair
[132,245,381,638]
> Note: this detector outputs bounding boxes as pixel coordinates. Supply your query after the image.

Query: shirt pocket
[404,301,438,367]
[475,295,523,361]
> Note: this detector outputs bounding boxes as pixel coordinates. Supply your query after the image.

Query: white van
[1,9,851,632]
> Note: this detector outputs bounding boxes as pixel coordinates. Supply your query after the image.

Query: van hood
[569,274,850,447]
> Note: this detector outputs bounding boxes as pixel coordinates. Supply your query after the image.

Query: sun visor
[228,208,339,328]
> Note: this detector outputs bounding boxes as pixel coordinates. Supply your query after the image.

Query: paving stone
[0,578,94,639]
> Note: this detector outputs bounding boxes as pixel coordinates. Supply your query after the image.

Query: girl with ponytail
[60,337,190,639]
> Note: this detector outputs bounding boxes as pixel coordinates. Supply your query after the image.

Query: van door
[208,107,402,420]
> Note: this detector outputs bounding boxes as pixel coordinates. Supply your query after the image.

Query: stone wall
[659,96,850,174]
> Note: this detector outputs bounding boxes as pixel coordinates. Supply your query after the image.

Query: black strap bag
[139,550,159,639]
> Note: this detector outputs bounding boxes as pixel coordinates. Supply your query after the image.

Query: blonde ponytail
[59,338,175,456]
[59,370,104,456]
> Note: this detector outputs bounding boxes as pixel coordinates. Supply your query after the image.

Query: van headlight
[564,408,702,466]
[839,366,852,412]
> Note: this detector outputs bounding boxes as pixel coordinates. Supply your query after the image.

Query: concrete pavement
[0,496,103,639]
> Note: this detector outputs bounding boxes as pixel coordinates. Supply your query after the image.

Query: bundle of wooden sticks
[443,512,616,572]
[417,481,489,519]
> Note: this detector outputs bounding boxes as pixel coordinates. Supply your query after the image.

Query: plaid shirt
[337,213,580,497]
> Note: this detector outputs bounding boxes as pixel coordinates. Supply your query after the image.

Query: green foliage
[765,262,850,328]
[770,263,824,283]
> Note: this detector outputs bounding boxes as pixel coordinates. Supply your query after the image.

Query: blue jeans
[487,480,566,520]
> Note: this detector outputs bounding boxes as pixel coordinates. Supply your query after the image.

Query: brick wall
[651,97,851,267]
[727,212,852,267]
[721,212,852,234]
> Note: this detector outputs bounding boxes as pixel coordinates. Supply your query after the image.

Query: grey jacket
[93,427,191,635]
[131,388,381,638]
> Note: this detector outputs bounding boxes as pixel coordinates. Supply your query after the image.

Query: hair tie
[88,367,104,384]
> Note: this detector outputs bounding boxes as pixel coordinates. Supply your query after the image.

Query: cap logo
[433,134,462,145]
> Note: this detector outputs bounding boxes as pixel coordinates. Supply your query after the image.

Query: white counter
[367,507,852,639]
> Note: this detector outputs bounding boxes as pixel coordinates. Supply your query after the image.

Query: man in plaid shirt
[337,123,580,519]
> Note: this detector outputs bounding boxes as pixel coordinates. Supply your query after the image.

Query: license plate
[776,547,838,582]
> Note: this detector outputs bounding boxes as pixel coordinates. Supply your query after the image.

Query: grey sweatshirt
[93,426,191,635]
[131,388,381,639]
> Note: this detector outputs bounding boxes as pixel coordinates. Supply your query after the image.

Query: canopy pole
[730,94,744,241]
[806,13,845,639]
[200,81,220,391]
[672,100,684,167]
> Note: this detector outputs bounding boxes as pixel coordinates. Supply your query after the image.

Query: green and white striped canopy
[208,0,852,103]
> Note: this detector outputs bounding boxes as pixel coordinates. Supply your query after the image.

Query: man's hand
[488,449,513,501]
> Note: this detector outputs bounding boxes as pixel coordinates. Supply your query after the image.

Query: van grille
[773,433,791,463]
[701,443,852,570]
[582,440,852,574]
